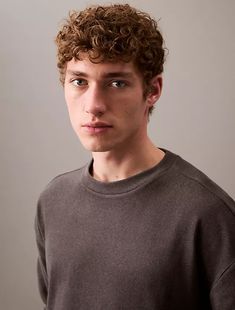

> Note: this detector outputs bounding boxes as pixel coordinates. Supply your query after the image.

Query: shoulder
[154,151,235,225]
[171,152,234,211]
[164,152,235,286]
[38,163,88,205]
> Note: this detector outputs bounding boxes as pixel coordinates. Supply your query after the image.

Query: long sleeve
[210,261,235,310]
[35,200,48,308]
[196,200,235,310]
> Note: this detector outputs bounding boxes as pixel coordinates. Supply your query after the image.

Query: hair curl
[55,4,166,114]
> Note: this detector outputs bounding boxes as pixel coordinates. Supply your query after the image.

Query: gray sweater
[35,150,235,309]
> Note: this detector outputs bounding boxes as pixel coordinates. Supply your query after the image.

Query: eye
[110,80,127,88]
[71,79,88,87]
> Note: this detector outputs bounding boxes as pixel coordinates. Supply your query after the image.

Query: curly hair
[55,4,166,114]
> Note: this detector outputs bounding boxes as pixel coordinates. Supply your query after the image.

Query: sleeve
[197,200,235,309]
[35,199,48,308]
[210,261,235,310]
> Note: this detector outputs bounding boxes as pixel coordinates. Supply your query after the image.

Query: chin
[81,141,112,153]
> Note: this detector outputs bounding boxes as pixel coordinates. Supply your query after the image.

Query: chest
[45,194,197,285]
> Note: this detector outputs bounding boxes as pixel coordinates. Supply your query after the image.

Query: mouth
[82,122,113,134]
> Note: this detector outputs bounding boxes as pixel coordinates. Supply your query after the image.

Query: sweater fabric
[35,150,235,310]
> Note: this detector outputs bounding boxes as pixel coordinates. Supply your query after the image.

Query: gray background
[1,0,234,309]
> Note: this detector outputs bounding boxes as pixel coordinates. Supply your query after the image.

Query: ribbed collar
[81,149,178,196]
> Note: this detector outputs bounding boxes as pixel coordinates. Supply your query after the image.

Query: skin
[64,56,165,182]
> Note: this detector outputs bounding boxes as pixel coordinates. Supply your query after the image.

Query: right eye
[71,79,88,87]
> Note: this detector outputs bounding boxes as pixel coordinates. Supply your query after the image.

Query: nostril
[85,110,104,117]
[96,111,103,117]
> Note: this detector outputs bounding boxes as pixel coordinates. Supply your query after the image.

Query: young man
[35,4,235,310]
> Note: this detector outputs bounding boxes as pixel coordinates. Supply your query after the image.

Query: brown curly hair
[55,4,166,114]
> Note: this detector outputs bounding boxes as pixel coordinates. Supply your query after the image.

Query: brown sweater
[35,150,235,309]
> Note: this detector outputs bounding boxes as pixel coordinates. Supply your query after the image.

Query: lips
[82,122,112,134]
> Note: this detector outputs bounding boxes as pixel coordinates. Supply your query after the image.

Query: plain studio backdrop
[0,0,234,309]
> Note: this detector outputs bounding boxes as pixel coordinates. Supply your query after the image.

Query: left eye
[111,80,126,88]
[72,79,87,86]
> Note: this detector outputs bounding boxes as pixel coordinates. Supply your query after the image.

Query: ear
[146,75,163,108]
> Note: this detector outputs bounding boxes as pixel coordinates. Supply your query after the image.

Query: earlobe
[146,75,163,107]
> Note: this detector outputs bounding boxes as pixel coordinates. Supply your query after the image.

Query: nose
[84,84,107,117]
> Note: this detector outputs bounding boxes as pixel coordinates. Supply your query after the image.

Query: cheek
[64,86,80,108]
[65,101,82,131]
[122,99,146,118]
[65,91,82,118]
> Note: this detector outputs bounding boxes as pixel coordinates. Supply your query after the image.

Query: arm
[35,201,48,308]
[197,200,235,309]
[210,260,235,310]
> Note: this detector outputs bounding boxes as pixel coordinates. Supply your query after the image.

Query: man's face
[64,56,161,154]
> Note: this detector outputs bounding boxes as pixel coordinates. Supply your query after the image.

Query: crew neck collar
[81,149,178,196]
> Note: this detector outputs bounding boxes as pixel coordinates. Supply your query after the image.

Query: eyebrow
[66,70,134,79]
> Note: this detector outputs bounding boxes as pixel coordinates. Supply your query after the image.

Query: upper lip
[82,122,112,128]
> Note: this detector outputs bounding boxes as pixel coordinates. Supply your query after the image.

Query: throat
[91,147,165,182]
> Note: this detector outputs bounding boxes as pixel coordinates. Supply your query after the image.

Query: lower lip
[83,126,112,134]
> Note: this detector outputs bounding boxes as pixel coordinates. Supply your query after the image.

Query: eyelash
[71,79,87,86]
[70,79,128,88]
[110,80,127,88]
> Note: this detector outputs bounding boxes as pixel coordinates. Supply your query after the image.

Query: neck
[91,139,165,182]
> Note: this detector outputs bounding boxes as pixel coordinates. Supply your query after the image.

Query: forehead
[65,57,140,79]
